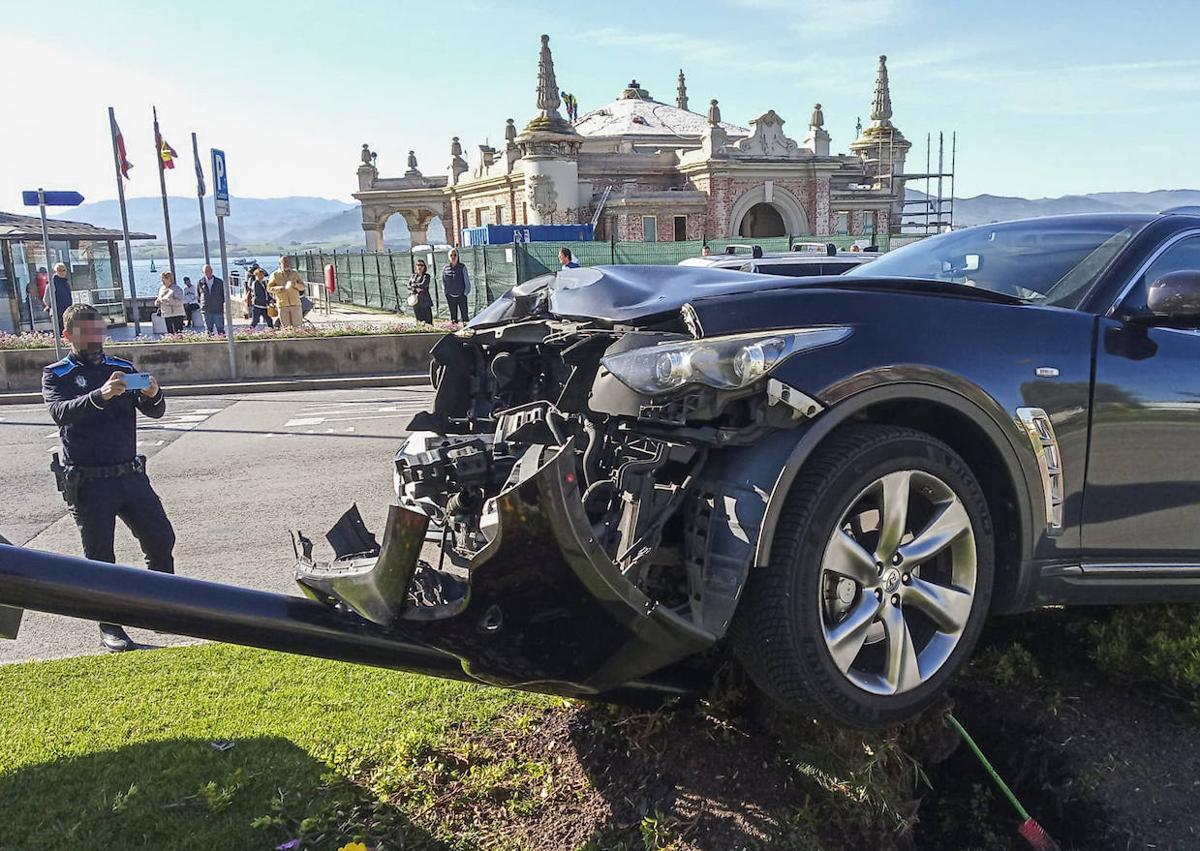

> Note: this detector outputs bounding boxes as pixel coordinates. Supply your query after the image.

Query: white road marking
[285,417,326,427]
[157,423,197,431]
[173,415,209,422]
[317,413,415,424]
[190,408,221,414]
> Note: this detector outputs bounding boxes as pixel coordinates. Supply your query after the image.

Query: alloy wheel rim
[818,469,977,696]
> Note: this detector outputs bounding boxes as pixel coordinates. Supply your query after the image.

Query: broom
[945,712,1061,851]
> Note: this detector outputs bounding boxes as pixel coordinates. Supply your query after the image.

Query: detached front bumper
[295,439,715,694]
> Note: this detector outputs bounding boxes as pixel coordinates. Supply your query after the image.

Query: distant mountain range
[50,189,1200,249]
[49,194,446,252]
[907,188,1200,227]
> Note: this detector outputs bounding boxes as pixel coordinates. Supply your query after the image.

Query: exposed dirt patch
[382,682,960,851]
[919,612,1200,851]
[397,702,812,849]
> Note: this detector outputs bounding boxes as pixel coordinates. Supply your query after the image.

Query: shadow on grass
[0,734,446,851]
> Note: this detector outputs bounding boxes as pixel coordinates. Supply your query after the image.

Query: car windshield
[845,219,1141,307]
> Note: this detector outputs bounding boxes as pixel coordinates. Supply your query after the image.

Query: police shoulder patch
[103,355,135,371]
[47,358,77,378]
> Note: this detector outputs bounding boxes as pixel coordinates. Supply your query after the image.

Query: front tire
[733,424,994,728]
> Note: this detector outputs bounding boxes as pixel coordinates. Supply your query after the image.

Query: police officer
[42,303,176,652]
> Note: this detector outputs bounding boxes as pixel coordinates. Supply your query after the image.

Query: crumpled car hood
[468,265,1024,329]
[470,264,815,328]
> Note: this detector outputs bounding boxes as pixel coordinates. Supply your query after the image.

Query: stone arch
[364,206,448,250]
[727,184,810,238]
[739,203,785,237]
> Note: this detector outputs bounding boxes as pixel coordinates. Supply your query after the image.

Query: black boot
[99,623,137,652]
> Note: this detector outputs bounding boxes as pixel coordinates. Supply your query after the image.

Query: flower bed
[0,322,455,351]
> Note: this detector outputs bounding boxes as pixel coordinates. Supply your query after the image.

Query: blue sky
[3,0,1196,206]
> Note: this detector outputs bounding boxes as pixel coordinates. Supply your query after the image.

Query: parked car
[6,211,1200,729]
[680,241,875,276]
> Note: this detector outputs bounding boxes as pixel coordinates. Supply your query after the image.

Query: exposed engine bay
[294,267,847,695]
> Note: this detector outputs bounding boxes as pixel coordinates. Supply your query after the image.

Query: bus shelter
[0,212,154,334]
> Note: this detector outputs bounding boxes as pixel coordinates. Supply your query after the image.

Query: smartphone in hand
[124,373,151,391]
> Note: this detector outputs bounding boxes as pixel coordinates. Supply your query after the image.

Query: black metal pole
[360,250,368,307]
[0,544,464,677]
[152,106,177,288]
[374,251,384,309]
[387,250,401,314]
[0,544,694,703]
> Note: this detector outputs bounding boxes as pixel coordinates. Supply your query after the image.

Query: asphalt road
[0,385,434,664]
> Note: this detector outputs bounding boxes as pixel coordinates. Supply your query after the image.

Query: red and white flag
[114,120,133,179]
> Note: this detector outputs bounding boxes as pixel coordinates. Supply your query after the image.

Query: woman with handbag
[408,259,434,325]
[248,267,274,329]
[154,271,187,334]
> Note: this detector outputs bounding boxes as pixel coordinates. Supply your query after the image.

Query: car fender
[750,377,1043,613]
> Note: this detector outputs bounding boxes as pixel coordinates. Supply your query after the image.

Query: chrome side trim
[1107,227,1200,317]
[1082,563,1200,578]
[1016,407,1063,533]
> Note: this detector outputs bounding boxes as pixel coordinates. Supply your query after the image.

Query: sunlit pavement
[0,385,433,663]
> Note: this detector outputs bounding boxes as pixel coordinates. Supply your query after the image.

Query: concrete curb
[0,373,431,405]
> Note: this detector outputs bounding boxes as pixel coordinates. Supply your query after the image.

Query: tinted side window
[758,263,819,277]
[821,262,858,275]
[1121,235,1200,315]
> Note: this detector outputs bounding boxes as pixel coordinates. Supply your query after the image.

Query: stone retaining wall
[0,333,442,392]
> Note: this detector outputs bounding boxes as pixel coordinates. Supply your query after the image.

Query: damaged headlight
[600,327,851,395]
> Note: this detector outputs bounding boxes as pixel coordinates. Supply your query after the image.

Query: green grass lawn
[0,644,547,851]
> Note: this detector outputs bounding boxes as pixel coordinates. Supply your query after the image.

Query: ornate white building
[354,35,913,249]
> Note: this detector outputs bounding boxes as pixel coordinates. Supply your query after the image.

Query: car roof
[683,252,872,269]
[747,254,875,266]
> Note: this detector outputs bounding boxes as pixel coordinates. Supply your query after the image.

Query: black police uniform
[42,352,175,573]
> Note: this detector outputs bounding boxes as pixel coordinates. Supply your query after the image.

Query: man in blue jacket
[441,248,471,324]
[42,304,175,652]
[198,264,226,335]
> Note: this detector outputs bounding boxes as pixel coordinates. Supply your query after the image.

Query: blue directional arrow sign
[21,190,84,207]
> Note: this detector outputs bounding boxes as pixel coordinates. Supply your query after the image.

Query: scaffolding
[896,131,957,234]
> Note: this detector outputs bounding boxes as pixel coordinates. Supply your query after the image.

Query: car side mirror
[1140,270,1200,326]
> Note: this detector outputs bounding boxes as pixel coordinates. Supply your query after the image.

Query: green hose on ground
[945,711,1061,851]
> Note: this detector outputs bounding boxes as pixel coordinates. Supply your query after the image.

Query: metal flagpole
[191,132,210,267]
[152,106,178,287]
[37,189,63,359]
[109,107,141,337]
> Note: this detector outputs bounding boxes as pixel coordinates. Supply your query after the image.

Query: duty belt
[70,455,147,479]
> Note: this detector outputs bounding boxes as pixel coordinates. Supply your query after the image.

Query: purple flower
[276,840,301,850]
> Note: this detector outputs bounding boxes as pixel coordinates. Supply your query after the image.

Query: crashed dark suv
[6,211,1200,728]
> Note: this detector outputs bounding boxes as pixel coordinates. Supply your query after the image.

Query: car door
[1082,230,1200,564]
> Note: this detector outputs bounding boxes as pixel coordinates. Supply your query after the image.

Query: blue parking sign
[211,148,230,217]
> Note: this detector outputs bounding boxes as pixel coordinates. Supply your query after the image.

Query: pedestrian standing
[408,259,434,325]
[43,262,72,337]
[267,255,306,328]
[42,304,175,652]
[154,272,186,334]
[181,276,200,329]
[441,248,471,324]
[198,264,226,336]
[248,267,274,329]
[559,247,579,269]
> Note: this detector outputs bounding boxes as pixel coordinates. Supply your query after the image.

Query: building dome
[574,84,748,140]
